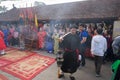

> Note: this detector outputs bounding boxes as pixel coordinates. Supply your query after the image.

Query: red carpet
[5,47,15,51]
[1,54,55,80]
[0,49,34,62]
[0,59,11,68]
[0,74,8,80]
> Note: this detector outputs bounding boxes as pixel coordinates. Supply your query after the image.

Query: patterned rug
[1,54,55,80]
[5,47,15,51]
[0,59,11,68]
[0,74,8,80]
[0,49,34,62]
[0,48,18,68]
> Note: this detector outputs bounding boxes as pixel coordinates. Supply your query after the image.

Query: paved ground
[0,50,113,80]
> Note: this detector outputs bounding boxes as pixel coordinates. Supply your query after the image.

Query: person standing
[112,36,120,60]
[0,30,6,55]
[2,26,9,46]
[91,28,107,77]
[59,24,80,80]
[37,28,47,50]
[78,24,88,66]
[111,36,120,80]
[86,27,93,57]
[13,28,19,46]
[52,30,59,54]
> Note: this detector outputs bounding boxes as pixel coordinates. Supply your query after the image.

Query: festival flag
[28,4,34,21]
[19,12,24,19]
[35,14,38,27]
[19,9,25,25]
[25,3,29,25]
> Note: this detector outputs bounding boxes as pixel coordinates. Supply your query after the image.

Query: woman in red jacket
[0,30,6,55]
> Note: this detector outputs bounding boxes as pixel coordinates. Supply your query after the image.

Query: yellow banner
[35,14,38,27]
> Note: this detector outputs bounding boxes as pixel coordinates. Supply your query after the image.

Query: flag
[35,14,38,27]
[28,6,33,21]
[19,9,25,25]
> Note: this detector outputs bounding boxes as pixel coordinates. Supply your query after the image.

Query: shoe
[1,51,5,55]
[58,74,64,78]
[1,52,6,55]
[2,53,6,55]
[70,76,76,80]
[0,53,6,56]
[96,74,101,77]
[81,64,85,67]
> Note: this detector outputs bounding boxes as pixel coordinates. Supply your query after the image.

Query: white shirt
[91,35,107,56]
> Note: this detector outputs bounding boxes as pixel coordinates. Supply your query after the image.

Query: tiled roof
[0,0,120,21]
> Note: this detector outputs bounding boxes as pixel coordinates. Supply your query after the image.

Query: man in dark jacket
[60,24,80,80]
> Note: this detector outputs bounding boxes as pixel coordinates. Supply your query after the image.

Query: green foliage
[0,6,7,13]
[34,1,46,6]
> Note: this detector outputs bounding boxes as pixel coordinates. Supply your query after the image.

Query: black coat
[61,33,80,73]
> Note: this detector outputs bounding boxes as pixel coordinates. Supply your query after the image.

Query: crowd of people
[0,22,113,57]
[0,22,116,79]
